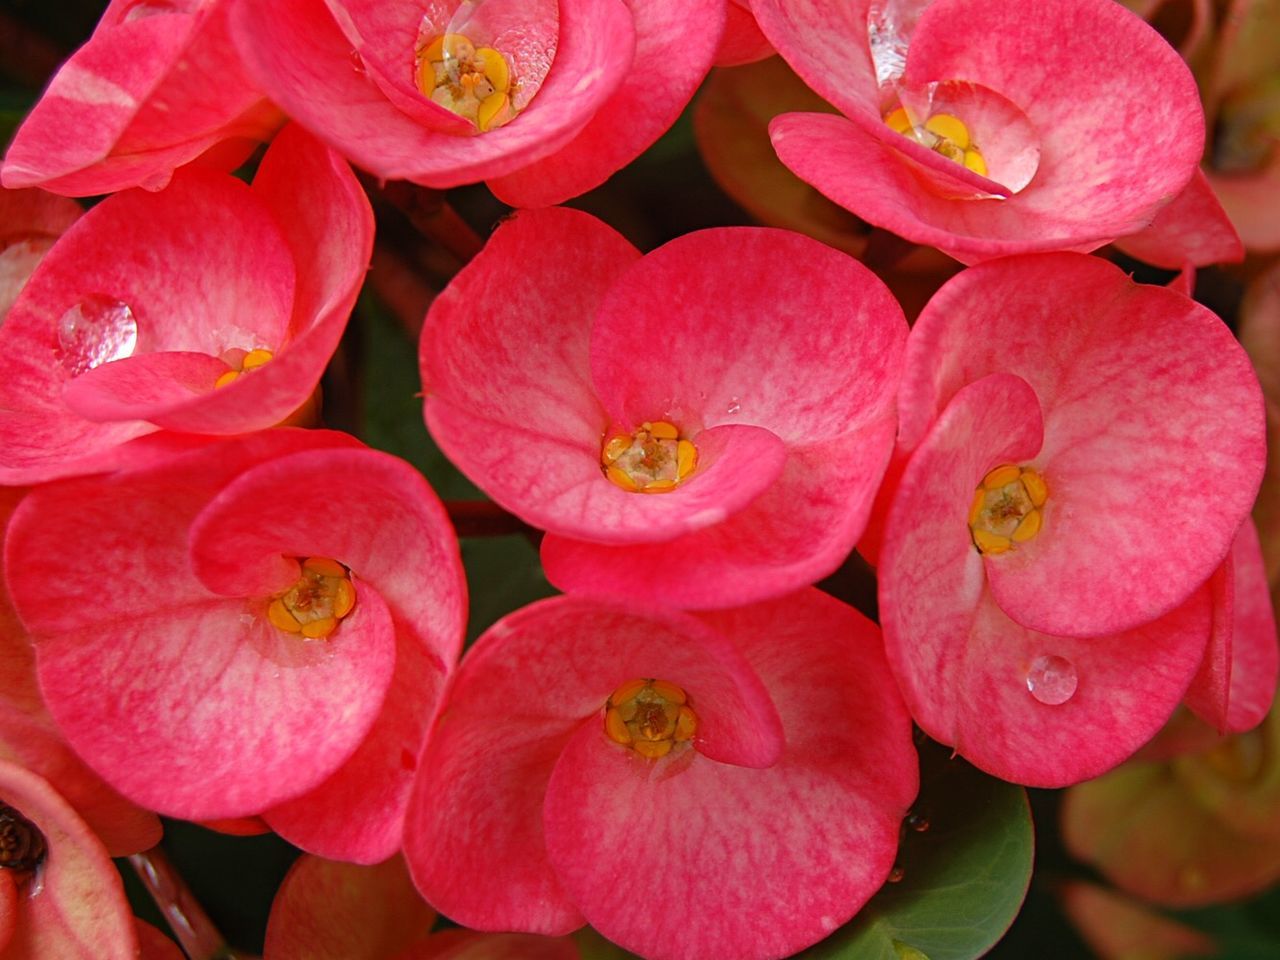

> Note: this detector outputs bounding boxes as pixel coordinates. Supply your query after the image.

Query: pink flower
[752,0,1229,264]
[0,760,144,959]
[0,188,80,321]
[264,853,578,960]
[231,0,723,206]
[3,431,466,864]
[0,123,373,485]
[402,590,917,960]
[1,0,279,197]
[420,207,905,608]
[0,487,162,859]
[878,253,1267,786]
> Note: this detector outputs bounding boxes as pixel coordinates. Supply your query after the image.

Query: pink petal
[881,373,1209,786]
[590,226,905,446]
[403,597,782,932]
[489,0,724,205]
[1188,518,1279,732]
[541,418,897,607]
[188,446,465,856]
[2,3,269,196]
[61,351,231,422]
[543,590,916,960]
[263,854,436,960]
[715,0,774,66]
[749,0,878,119]
[405,930,578,960]
[5,433,397,819]
[902,253,1265,636]
[136,920,186,960]
[232,0,636,187]
[0,761,138,960]
[1,16,191,189]
[1113,169,1245,268]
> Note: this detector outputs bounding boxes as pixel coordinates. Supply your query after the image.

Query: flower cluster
[0,0,1275,956]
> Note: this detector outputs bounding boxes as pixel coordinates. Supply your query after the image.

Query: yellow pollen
[603,678,698,759]
[416,33,513,132]
[214,348,274,389]
[266,556,357,640]
[601,421,699,494]
[969,464,1047,555]
[883,108,988,177]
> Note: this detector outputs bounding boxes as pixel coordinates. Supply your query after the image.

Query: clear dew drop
[1025,654,1077,706]
[905,812,930,832]
[726,397,741,415]
[887,864,905,883]
[349,49,367,76]
[120,0,183,21]
[56,296,138,377]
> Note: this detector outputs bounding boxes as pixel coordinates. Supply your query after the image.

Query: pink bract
[402,590,917,960]
[232,0,722,206]
[3,431,466,863]
[754,0,1218,263]
[0,486,161,859]
[1,0,279,197]
[0,188,80,321]
[879,253,1267,786]
[0,760,139,959]
[421,207,905,608]
[0,124,373,485]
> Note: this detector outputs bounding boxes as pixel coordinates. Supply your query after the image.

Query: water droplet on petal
[726,397,741,415]
[888,864,905,883]
[1026,654,1077,705]
[56,296,138,377]
[119,0,184,22]
[349,49,367,76]
[905,812,930,832]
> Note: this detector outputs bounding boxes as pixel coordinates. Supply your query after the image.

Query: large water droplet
[1025,654,1077,706]
[56,296,138,377]
[119,0,185,22]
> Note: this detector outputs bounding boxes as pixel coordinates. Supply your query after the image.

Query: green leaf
[357,294,480,500]
[461,534,555,644]
[802,737,1033,960]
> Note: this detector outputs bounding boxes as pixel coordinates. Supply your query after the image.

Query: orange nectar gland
[266,557,356,640]
[601,421,698,494]
[214,348,273,389]
[416,33,512,132]
[603,678,698,760]
[884,107,988,177]
[968,463,1048,555]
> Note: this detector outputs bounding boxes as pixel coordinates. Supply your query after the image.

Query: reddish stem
[128,847,255,960]
[374,179,485,264]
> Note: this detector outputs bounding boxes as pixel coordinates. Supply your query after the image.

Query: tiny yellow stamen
[603,678,698,759]
[884,108,988,177]
[885,107,914,134]
[982,464,1022,490]
[266,556,357,640]
[969,464,1048,554]
[924,113,970,149]
[601,422,699,494]
[1021,470,1048,507]
[214,348,274,389]
[1012,508,1042,542]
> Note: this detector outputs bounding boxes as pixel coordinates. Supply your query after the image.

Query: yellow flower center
[885,108,988,177]
[266,557,356,639]
[601,420,698,494]
[968,463,1047,555]
[603,678,698,759]
[214,347,273,389]
[415,33,513,132]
